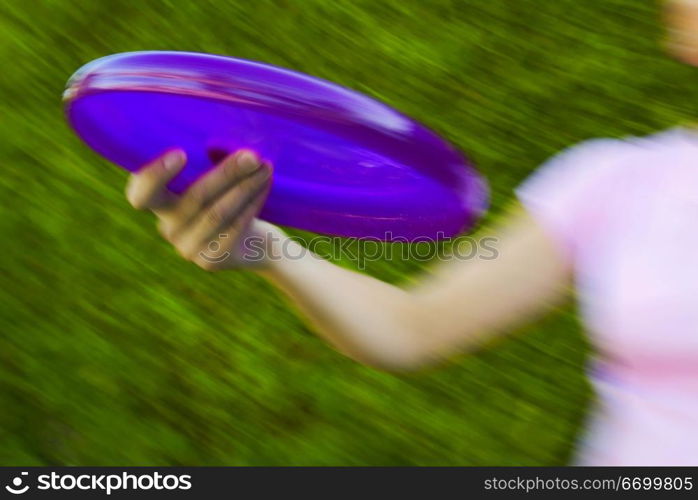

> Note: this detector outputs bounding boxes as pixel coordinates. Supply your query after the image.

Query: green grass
[0,0,695,465]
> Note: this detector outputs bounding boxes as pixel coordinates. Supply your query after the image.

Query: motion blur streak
[0,0,692,465]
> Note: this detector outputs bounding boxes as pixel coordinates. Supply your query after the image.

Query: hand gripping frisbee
[64,51,487,240]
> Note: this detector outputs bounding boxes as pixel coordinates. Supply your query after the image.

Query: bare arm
[259,208,570,370]
[127,150,570,371]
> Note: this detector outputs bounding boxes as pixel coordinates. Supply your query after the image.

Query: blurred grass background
[0,0,696,465]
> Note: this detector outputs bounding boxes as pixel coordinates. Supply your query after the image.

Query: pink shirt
[517,128,698,465]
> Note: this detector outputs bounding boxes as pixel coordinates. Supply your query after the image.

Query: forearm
[252,210,568,371]
[257,234,431,370]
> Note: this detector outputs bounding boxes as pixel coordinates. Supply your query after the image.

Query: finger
[193,180,273,270]
[126,149,186,210]
[174,150,263,224]
[175,164,272,259]
[158,151,265,242]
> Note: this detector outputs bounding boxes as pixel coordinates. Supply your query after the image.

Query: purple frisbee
[64,51,487,240]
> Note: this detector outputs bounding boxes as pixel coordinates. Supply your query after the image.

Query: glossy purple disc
[64,51,487,240]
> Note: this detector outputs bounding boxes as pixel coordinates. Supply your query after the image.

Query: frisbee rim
[64,51,489,240]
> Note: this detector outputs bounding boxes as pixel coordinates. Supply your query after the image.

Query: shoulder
[517,128,695,201]
[516,137,634,215]
[523,138,633,192]
[514,129,697,262]
[514,137,639,261]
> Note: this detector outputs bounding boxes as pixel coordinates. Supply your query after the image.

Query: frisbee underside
[65,51,488,240]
